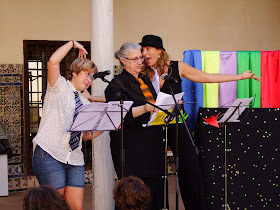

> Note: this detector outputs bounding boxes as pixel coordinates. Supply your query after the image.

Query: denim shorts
[32,145,85,189]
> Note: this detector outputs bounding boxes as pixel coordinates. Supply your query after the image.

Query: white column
[91,0,114,210]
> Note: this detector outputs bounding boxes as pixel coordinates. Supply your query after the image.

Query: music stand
[143,91,185,210]
[218,97,253,125]
[216,97,253,210]
[70,101,133,132]
[69,101,133,209]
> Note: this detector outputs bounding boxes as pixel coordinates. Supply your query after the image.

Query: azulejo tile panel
[0,64,23,189]
[8,164,23,178]
[0,74,22,85]
[0,64,22,74]
[0,86,21,104]
[8,155,21,164]
[8,171,93,191]
[3,106,21,120]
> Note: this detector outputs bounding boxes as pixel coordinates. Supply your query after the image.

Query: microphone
[161,73,178,83]
[90,70,111,81]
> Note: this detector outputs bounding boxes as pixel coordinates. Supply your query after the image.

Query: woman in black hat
[139,34,261,210]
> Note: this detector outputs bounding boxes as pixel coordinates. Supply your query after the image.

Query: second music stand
[217,97,253,210]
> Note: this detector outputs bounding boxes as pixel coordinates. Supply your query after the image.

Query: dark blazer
[105,69,164,178]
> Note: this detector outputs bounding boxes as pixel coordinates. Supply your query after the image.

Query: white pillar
[91,0,115,209]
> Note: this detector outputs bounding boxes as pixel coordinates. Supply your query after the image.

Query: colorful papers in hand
[146,92,184,126]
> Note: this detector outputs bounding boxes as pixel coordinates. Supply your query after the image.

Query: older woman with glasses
[105,42,166,209]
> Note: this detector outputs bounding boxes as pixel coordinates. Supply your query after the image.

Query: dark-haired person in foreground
[114,176,151,210]
[23,185,71,210]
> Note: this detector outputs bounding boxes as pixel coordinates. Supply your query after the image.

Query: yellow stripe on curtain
[201,51,220,107]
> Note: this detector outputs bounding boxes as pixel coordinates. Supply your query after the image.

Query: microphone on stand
[90,70,111,81]
[161,73,178,84]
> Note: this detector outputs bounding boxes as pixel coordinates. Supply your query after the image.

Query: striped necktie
[69,91,83,150]
[151,67,160,94]
[135,78,156,104]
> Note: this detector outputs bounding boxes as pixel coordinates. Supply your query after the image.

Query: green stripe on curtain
[202,51,220,107]
[237,51,261,107]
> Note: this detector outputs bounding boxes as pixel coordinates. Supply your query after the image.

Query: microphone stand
[114,92,125,178]
[166,80,199,210]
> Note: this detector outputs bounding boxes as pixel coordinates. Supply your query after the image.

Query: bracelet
[71,40,76,49]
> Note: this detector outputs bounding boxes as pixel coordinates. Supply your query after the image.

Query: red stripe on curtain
[261,51,280,107]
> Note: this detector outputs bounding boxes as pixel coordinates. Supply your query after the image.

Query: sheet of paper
[145,91,184,126]
[95,101,133,130]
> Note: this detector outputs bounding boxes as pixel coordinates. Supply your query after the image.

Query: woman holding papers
[32,41,102,210]
[139,34,262,210]
[105,42,166,209]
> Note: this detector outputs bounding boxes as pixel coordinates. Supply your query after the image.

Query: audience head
[23,185,71,210]
[113,176,151,210]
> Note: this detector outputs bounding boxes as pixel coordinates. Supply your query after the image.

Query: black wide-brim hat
[139,35,165,51]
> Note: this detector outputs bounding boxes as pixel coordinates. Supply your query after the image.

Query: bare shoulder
[178,61,193,75]
[178,60,189,68]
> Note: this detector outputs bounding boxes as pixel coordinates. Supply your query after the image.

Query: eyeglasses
[123,56,144,63]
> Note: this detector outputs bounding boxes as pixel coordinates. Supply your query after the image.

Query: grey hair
[115,42,142,66]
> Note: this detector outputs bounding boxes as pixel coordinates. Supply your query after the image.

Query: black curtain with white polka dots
[195,108,280,209]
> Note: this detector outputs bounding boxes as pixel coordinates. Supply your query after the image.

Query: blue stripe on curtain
[182,50,203,131]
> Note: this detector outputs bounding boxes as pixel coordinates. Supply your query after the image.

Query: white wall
[0,0,280,64]
[0,0,91,64]
[113,0,280,61]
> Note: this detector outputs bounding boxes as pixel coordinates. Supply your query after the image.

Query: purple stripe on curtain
[219,51,237,107]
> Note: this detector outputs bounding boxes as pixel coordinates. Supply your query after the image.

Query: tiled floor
[0,175,183,210]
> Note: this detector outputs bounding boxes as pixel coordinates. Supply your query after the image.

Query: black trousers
[111,126,166,210]
[167,123,207,210]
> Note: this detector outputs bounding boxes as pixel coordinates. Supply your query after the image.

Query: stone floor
[0,175,183,210]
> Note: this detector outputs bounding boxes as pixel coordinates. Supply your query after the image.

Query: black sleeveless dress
[161,61,207,210]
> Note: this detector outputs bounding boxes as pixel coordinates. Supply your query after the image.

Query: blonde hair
[141,50,170,80]
[67,58,97,80]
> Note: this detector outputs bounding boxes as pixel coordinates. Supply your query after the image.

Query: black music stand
[69,101,133,210]
[70,101,133,132]
[142,91,185,210]
[215,97,253,210]
[98,76,179,209]
[165,86,200,210]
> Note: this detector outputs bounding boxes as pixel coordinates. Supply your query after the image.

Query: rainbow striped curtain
[182,50,279,130]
